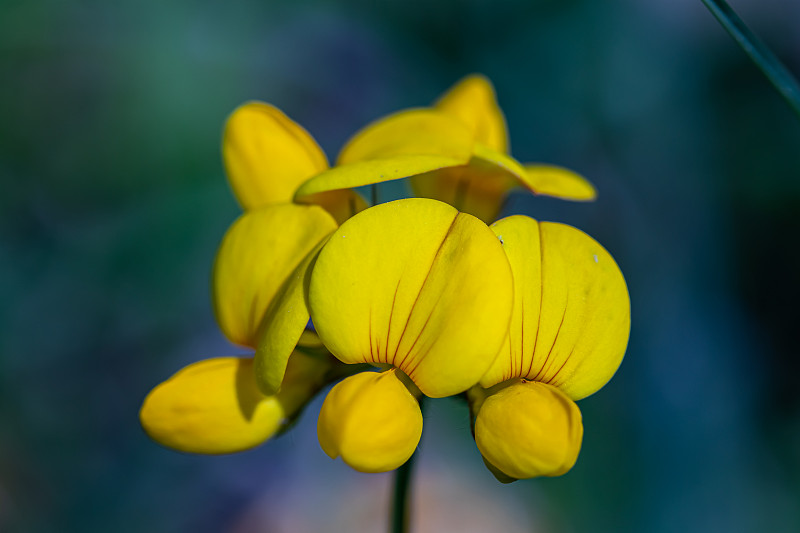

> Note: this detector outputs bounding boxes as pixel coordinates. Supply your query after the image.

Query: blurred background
[2,0,799,531]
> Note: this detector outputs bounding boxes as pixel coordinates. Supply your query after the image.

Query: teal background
[2,0,800,531]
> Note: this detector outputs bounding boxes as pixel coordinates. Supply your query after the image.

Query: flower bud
[318,370,422,473]
[140,351,328,454]
[474,380,583,480]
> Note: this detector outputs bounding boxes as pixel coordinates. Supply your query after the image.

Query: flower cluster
[139,75,630,482]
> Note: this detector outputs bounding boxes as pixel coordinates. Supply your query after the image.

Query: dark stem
[371,183,379,206]
[390,397,425,533]
[701,0,800,120]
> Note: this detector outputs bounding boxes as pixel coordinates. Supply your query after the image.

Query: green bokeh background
[2,0,799,531]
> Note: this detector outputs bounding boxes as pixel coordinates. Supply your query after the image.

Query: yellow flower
[215,101,360,363]
[222,101,365,224]
[140,102,364,453]
[300,198,515,472]
[219,102,366,397]
[141,93,630,484]
[294,75,597,223]
[139,351,330,454]
[469,215,630,481]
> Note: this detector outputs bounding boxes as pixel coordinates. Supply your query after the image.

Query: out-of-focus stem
[390,397,425,533]
[701,0,800,120]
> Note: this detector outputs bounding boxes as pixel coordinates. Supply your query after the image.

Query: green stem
[371,183,379,206]
[390,397,425,533]
[701,0,800,120]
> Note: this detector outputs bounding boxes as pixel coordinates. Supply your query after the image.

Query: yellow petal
[338,109,475,164]
[317,370,422,473]
[139,353,328,454]
[474,380,583,480]
[295,155,470,200]
[254,235,331,395]
[472,143,528,182]
[213,204,337,348]
[435,74,509,153]
[294,110,474,200]
[521,165,597,201]
[309,198,513,398]
[480,216,630,400]
[222,102,329,209]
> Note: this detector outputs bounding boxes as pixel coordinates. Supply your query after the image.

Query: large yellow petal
[222,102,329,209]
[213,204,337,348]
[254,235,331,395]
[474,380,583,480]
[308,198,513,398]
[293,110,474,200]
[520,165,597,201]
[317,370,422,473]
[480,216,630,400]
[409,144,525,224]
[139,353,328,454]
[338,109,475,164]
[435,74,509,153]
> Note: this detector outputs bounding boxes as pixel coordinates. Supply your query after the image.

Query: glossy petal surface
[213,204,337,348]
[223,102,328,208]
[254,235,331,395]
[338,109,474,164]
[521,165,597,201]
[481,216,630,400]
[309,198,513,397]
[435,74,508,153]
[475,380,583,479]
[317,370,422,473]
[140,355,326,454]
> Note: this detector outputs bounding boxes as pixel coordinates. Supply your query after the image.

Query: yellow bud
[317,370,423,473]
[139,351,329,454]
[474,380,583,480]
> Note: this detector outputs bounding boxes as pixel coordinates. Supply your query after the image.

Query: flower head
[141,77,631,490]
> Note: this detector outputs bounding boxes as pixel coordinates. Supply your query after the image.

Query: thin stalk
[701,0,800,120]
[372,183,379,206]
[390,397,425,533]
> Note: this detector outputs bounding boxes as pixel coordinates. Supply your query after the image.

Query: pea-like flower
[139,204,339,453]
[140,103,365,453]
[303,198,515,472]
[468,215,630,481]
[294,75,596,223]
